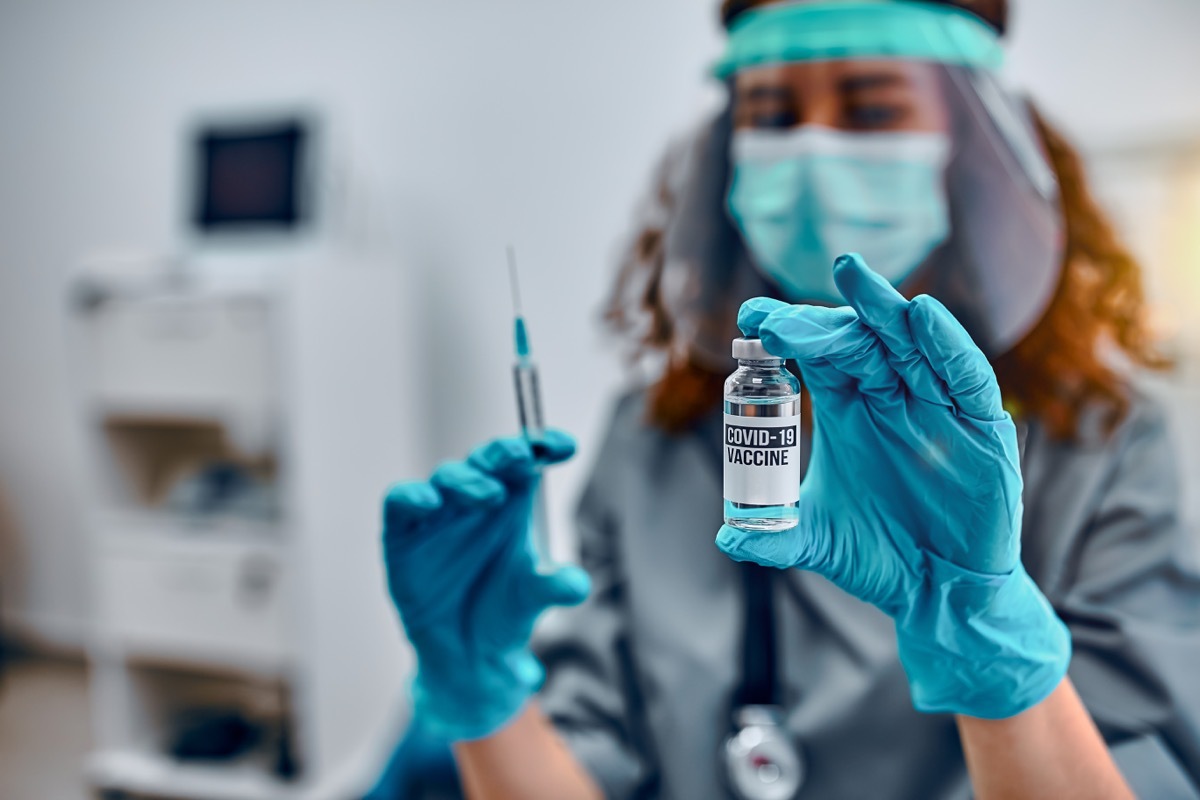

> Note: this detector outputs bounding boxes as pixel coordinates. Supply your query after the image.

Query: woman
[380,1,1200,798]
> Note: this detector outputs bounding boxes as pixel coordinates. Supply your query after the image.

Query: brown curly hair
[606,0,1166,440]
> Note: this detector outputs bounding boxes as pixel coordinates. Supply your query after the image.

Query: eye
[735,82,797,131]
[749,110,799,130]
[845,102,908,130]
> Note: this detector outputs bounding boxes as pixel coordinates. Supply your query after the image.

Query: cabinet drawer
[86,294,275,413]
[96,535,292,671]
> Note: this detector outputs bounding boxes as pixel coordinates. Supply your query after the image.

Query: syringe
[507,246,553,569]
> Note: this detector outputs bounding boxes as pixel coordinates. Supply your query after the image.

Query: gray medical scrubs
[535,384,1200,799]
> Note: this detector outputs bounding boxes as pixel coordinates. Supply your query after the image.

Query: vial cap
[732,337,774,360]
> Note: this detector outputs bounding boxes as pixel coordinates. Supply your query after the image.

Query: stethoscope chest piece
[724,705,805,800]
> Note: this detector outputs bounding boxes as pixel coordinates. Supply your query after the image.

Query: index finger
[757,304,900,399]
[738,296,791,340]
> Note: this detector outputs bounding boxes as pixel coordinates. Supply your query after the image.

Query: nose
[796,94,841,129]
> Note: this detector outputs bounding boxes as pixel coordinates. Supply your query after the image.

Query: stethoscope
[703,411,807,800]
[722,563,806,800]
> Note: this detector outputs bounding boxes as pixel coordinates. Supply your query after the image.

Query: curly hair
[606,0,1167,440]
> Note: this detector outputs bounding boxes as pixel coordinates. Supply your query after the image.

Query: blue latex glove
[383,431,591,741]
[718,253,1071,720]
[364,716,460,800]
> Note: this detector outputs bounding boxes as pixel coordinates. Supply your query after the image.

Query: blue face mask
[728,126,953,304]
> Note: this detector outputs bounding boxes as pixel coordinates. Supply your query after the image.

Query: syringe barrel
[513,361,545,442]
[514,360,554,569]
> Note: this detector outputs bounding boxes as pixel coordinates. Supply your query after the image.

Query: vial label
[723,412,801,506]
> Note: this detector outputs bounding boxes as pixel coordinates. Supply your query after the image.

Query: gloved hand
[383,431,591,740]
[718,253,1070,720]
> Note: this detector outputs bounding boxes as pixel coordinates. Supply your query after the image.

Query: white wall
[1005,0,1200,147]
[0,0,724,645]
[2,0,1200,646]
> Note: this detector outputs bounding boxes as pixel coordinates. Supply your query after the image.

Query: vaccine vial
[724,337,802,532]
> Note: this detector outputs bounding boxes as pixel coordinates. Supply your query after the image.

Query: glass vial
[724,337,802,532]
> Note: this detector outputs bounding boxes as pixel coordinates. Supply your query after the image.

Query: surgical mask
[727,126,953,304]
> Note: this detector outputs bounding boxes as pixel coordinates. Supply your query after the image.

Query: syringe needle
[507,246,532,359]
[506,245,523,316]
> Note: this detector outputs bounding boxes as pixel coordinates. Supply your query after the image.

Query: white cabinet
[74,263,417,800]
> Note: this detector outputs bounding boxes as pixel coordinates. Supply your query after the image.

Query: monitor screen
[192,120,308,233]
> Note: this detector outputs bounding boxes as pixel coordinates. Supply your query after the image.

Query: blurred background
[1,1,1198,798]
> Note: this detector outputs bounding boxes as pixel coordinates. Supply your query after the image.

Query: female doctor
[380,1,1200,798]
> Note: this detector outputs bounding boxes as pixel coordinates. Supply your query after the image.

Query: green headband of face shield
[713,0,1004,78]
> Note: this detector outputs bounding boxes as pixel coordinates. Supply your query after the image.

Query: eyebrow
[739,85,793,103]
[839,73,908,92]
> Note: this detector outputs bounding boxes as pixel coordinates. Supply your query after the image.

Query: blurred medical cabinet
[67,111,416,800]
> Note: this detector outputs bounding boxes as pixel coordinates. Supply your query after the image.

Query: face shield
[660,0,1063,367]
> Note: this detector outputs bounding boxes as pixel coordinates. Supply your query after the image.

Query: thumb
[522,565,592,611]
[716,523,822,571]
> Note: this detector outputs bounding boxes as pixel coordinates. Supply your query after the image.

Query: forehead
[733,59,945,93]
